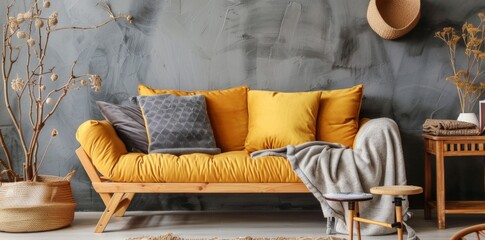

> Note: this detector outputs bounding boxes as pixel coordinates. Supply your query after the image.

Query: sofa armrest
[76,120,128,176]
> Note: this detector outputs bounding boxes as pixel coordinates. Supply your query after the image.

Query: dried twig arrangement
[0,0,133,182]
[435,13,485,113]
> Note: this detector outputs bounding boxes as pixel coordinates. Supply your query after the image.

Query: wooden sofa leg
[114,193,135,217]
[76,148,134,229]
[99,193,113,206]
[95,192,124,233]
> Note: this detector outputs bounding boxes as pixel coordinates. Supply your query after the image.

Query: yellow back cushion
[317,84,363,147]
[138,84,249,152]
[245,90,321,152]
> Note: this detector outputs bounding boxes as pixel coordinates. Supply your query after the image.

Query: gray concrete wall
[1,0,484,211]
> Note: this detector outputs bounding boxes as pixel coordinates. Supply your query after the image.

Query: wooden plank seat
[370,185,423,240]
[75,147,310,233]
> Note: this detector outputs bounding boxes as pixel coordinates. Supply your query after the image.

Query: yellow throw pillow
[317,84,364,147]
[245,90,321,152]
[138,84,249,152]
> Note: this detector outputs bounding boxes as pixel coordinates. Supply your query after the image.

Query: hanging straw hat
[367,0,421,39]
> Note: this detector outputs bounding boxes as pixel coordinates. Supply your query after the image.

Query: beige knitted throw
[422,119,480,136]
[251,118,410,237]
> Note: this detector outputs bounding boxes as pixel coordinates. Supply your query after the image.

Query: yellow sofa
[75,84,365,233]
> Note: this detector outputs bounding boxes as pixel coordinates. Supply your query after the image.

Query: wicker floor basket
[0,172,76,232]
[367,0,421,39]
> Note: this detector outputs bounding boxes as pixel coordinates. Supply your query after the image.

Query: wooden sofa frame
[76,147,310,233]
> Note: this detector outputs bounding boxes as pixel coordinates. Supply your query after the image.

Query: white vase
[457,113,479,126]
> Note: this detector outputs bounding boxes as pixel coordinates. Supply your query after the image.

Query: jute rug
[127,233,345,240]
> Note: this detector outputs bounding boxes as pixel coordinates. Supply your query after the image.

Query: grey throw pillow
[96,101,148,153]
[137,94,221,155]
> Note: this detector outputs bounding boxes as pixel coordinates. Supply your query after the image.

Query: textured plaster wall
[1,0,484,211]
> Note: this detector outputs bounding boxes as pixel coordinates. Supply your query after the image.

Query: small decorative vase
[457,113,479,126]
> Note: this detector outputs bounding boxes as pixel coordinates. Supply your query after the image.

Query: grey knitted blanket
[252,118,417,238]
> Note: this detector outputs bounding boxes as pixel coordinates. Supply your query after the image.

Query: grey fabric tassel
[326,217,335,235]
[403,211,420,240]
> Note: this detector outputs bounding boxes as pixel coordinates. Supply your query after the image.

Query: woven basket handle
[63,170,76,182]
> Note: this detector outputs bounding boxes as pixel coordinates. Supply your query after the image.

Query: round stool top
[370,185,423,196]
[323,192,373,202]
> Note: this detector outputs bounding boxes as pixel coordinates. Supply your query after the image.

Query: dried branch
[31,67,54,76]
[50,2,132,32]
[0,169,15,182]
[32,130,56,180]
[51,17,122,32]
[41,62,76,124]
[0,129,13,170]
[0,158,15,182]
[32,140,39,181]
[0,158,9,171]
[25,2,50,178]
[2,14,29,164]
[28,81,35,128]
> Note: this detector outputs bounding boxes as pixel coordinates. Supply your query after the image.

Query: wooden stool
[370,185,423,240]
[323,192,374,240]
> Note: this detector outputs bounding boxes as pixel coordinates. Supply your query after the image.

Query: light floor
[0,211,483,240]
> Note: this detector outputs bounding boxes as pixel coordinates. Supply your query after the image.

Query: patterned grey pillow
[137,94,221,155]
[96,101,148,153]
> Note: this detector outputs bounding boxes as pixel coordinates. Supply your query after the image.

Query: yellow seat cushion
[76,120,300,183]
[138,85,249,152]
[245,90,321,152]
[317,85,364,147]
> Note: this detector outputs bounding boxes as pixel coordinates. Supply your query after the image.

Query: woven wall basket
[0,172,76,232]
[367,0,421,39]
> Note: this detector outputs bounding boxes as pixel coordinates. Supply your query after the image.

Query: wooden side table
[423,134,485,229]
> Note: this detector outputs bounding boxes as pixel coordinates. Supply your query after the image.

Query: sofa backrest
[317,84,363,147]
[138,84,363,153]
[138,84,249,152]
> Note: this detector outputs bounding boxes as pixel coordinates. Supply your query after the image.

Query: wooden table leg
[424,150,432,220]
[483,157,485,194]
[435,141,446,229]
